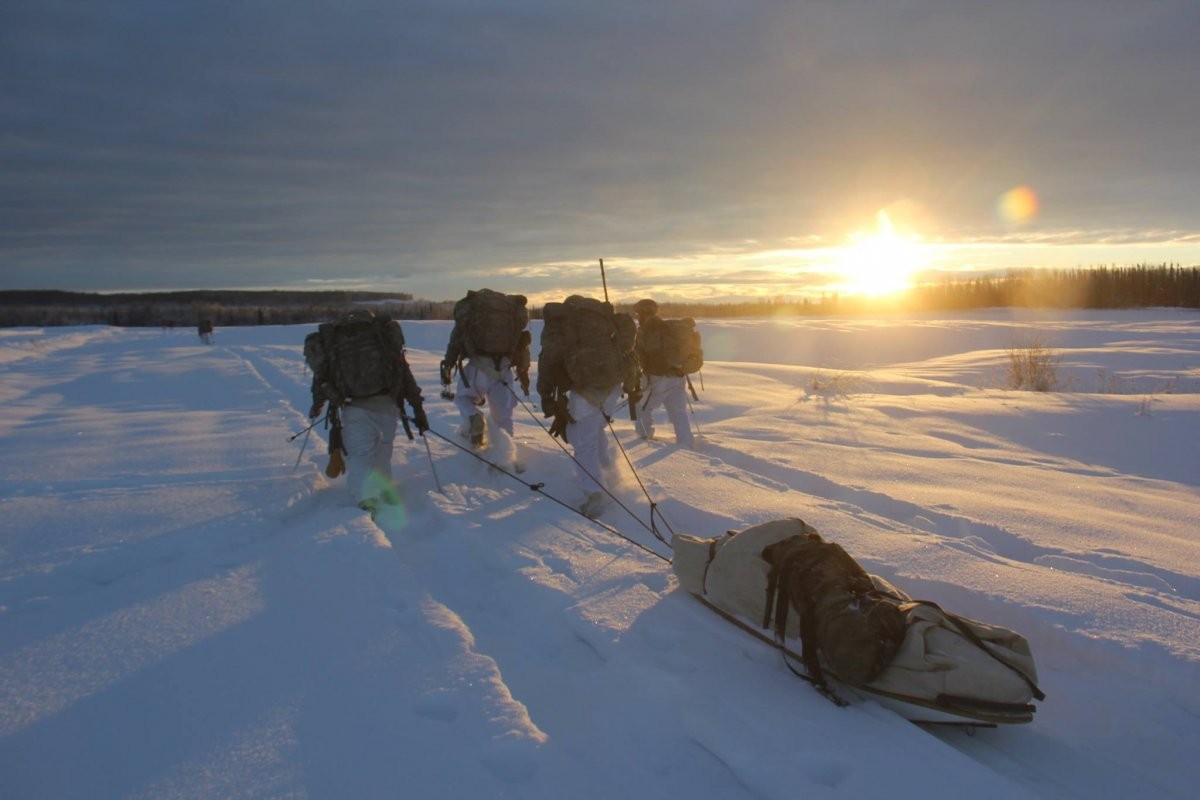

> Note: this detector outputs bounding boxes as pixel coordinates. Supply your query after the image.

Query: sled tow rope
[424,427,669,564]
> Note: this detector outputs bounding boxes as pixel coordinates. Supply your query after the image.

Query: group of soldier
[306,291,698,520]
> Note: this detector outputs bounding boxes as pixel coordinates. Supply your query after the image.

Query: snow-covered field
[1,309,1197,799]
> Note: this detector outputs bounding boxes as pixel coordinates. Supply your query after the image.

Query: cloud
[2,1,1199,295]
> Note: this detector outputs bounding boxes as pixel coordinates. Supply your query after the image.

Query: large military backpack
[640,317,703,376]
[453,289,529,358]
[304,310,408,400]
[761,531,908,687]
[539,295,636,392]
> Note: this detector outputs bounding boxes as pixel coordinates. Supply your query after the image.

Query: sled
[673,519,1044,727]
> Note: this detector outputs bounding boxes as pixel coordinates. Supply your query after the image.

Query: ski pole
[288,414,324,442]
[599,258,609,303]
[423,434,444,494]
[292,426,312,474]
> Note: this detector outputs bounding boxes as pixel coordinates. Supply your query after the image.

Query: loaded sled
[673,518,1044,726]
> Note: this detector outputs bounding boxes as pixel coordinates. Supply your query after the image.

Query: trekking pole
[422,433,445,494]
[288,414,324,442]
[599,258,609,303]
[686,398,702,434]
[291,426,312,474]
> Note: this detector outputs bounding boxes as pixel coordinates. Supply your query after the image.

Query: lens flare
[998,185,1039,224]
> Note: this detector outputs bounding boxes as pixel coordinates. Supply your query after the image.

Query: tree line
[905,264,1200,312]
[618,264,1200,319]
[0,289,427,328]
[2,264,1196,327]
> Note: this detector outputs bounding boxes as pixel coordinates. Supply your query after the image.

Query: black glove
[439,360,453,386]
[627,389,642,406]
[309,399,325,419]
[541,395,555,417]
[547,396,571,441]
[548,409,569,441]
[412,405,430,434]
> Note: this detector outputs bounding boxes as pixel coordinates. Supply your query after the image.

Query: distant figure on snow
[197,319,214,344]
[304,310,429,519]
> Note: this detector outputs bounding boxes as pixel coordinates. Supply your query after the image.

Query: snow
[1,308,1197,799]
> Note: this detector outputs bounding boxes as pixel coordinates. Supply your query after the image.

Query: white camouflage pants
[566,385,621,497]
[453,358,518,436]
[635,374,694,448]
[341,397,399,506]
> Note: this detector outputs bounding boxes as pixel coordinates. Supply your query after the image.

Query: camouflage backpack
[638,317,703,376]
[304,310,408,400]
[539,295,636,393]
[761,532,908,687]
[453,289,529,359]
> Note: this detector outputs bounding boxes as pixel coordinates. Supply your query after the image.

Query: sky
[1,311,1197,798]
[3,0,1200,304]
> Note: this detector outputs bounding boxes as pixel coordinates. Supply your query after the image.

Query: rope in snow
[508,386,671,547]
[422,427,670,564]
[603,416,677,544]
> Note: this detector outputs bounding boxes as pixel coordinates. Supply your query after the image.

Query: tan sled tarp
[673,518,1040,710]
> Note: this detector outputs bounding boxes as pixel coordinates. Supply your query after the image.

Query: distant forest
[2,264,1197,328]
[0,289,434,328]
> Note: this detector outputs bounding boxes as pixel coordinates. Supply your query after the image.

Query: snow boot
[469,413,486,448]
[581,491,608,519]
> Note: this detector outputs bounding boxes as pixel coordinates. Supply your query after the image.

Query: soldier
[538,295,639,517]
[305,310,429,518]
[632,298,698,449]
[440,289,531,448]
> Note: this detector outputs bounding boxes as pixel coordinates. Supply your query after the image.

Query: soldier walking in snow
[440,289,531,449]
[632,298,700,449]
[537,294,640,517]
[304,309,429,519]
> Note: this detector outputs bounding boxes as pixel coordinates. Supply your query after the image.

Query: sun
[832,211,927,296]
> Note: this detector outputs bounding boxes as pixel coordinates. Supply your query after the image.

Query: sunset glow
[831,211,928,296]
